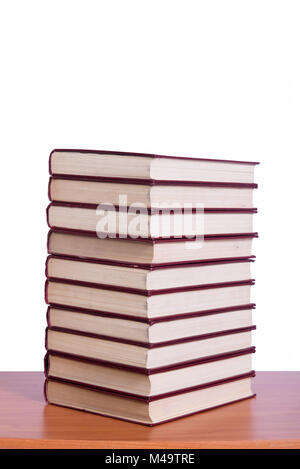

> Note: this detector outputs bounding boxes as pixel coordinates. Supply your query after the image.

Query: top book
[49,149,259,186]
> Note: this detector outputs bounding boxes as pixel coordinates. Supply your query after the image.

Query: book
[47,202,257,238]
[45,348,255,398]
[45,373,255,425]
[45,326,255,369]
[49,149,259,184]
[49,176,255,209]
[45,278,254,320]
[46,256,253,292]
[47,304,255,343]
[48,230,257,266]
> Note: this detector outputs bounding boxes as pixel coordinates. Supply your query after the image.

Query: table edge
[1,437,300,449]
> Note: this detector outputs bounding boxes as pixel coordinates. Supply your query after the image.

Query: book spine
[43,379,48,404]
[46,306,51,327]
[48,178,53,201]
[44,280,49,305]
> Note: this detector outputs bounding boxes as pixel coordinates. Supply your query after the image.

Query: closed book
[49,176,256,209]
[45,372,255,425]
[49,149,258,185]
[45,348,255,399]
[47,202,257,239]
[45,277,254,320]
[46,255,254,293]
[47,303,255,343]
[45,325,256,370]
[48,229,257,267]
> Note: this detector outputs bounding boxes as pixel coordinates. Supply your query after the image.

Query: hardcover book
[45,349,255,400]
[46,304,255,343]
[45,373,255,425]
[49,149,259,184]
[47,202,257,239]
[45,325,255,370]
[46,256,254,293]
[48,229,257,266]
[49,176,256,209]
[45,277,254,320]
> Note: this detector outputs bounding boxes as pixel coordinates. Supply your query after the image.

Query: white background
[0,0,299,371]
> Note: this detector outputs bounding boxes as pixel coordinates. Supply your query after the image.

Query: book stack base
[45,149,258,425]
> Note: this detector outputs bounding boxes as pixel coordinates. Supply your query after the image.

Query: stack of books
[44,149,258,425]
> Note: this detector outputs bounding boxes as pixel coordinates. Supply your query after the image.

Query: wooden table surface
[0,371,299,449]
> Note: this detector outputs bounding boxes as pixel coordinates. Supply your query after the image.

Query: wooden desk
[0,371,299,449]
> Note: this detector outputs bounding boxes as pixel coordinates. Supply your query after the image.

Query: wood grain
[0,371,299,448]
